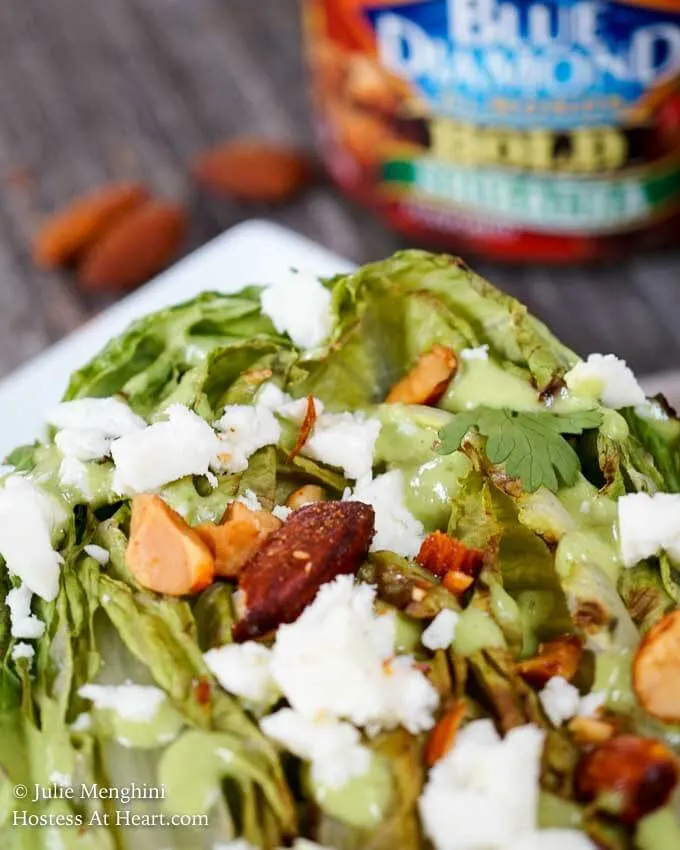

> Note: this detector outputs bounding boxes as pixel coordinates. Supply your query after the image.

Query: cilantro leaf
[437,408,602,493]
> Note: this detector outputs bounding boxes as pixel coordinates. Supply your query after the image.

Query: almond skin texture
[575,736,678,824]
[33,183,148,269]
[233,501,375,641]
[516,635,583,688]
[193,139,314,204]
[78,200,187,292]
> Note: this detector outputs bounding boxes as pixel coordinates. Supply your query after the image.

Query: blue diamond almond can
[304,0,680,261]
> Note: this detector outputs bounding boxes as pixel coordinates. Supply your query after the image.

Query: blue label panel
[364,0,680,129]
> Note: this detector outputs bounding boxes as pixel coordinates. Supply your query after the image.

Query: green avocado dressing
[442,357,545,413]
[593,649,636,712]
[373,404,470,529]
[374,601,423,654]
[636,807,680,850]
[158,731,248,816]
[91,699,184,750]
[454,607,506,656]
[309,753,393,829]
[403,455,470,531]
[554,477,622,585]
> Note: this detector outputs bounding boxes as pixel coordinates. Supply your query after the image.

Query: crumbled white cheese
[55,429,114,462]
[7,583,45,639]
[204,642,279,705]
[261,708,371,789]
[260,269,333,350]
[111,404,220,494]
[58,457,94,500]
[618,491,680,567]
[460,345,489,361]
[47,397,146,435]
[539,678,606,727]
[300,411,380,481]
[419,720,545,850]
[48,397,146,462]
[236,489,262,513]
[422,610,459,651]
[263,387,379,481]
[83,544,110,566]
[345,471,424,558]
[578,691,605,719]
[255,382,288,411]
[505,830,597,850]
[214,404,280,474]
[0,476,65,601]
[270,575,438,734]
[272,505,292,521]
[11,642,35,662]
[564,353,645,409]
[539,677,581,727]
[78,682,167,722]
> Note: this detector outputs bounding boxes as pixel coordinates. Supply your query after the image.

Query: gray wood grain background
[0,0,679,383]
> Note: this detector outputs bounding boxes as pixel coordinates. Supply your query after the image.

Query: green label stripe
[381,159,680,233]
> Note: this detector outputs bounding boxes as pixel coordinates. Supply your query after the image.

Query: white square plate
[0,220,354,459]
[0,219,677,461]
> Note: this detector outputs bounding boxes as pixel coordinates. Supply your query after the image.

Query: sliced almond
[126,494,215,596]
[386,345,457,405]
[633,608,680,723]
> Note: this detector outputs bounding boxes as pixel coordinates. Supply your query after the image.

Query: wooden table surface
[0,0,679,384]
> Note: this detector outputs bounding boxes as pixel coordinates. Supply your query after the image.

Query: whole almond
[33,183,148,269]
[233,501,375,641]
[78,200,187,292]
[193,139,315,203]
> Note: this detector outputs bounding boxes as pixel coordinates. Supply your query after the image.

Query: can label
[306,0,680,248]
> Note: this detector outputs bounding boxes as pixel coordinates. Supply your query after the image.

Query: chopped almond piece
[425,701,466,766]
[516,635,583,688]
[416,531,484,580]
[575,736,678,824]
[195,503,281,578]
[286,396,318,463]
[285,484,326,511]
[633,609,680,723]
[568,716,615,746]
[386,345,457,405]
[126,494,215,596]
[442,571,474,596]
